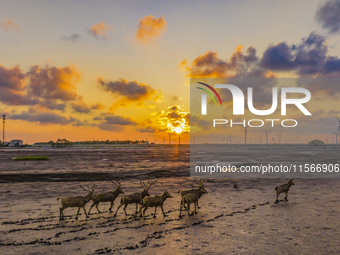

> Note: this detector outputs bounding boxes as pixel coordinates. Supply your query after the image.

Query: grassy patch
[13,156,49,161]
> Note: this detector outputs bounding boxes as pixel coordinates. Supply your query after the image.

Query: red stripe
[197,82,222,105]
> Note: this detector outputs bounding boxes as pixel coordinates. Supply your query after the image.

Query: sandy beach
[1,146,340,254]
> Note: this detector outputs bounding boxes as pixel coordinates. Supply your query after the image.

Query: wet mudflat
[0,145,340,254]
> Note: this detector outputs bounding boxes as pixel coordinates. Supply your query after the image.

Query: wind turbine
[258,135,263,144]
[325,137,329,144]
[225,137,229,144]
[192,135,196,144]
[263,129,272,144]
[336,117,340,144]
[331,133,335,144]
[228,133,234,144]
[333,132,338,145]
[222,137,226,144]
[276,131,283,144]
[239,125,249,144]
[296,136,300,144]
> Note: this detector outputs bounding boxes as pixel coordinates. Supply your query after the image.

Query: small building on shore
[9,139,24,147]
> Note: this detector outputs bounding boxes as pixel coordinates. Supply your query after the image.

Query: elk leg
[60,207,65,220]
[284,192,288,201]
[197,201,201,209]
[187,203,191,216]
[96,202,101,213]
[142,207,147,219]
[75,207,81,219]
[135,203,138,214]
[88,203,95,215]
[179,201,183,217]
[153,206,157,218]
[109,201,114,212]
[123,204,128,216]
[83,206,88,218]
[194,202,198,214]
[275,191,279,203]
[114,203,123,217]
[161,205,166,217]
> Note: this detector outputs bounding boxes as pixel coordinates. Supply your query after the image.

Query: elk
[274,179,295,203]
[177,179,206,209]
[57,184,97,220]
[88,176,123,215]
[139,191,172,220]
[179,187,208,217]
[113,180,155,217]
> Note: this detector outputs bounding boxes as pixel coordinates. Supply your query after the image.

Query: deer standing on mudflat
[179,187,208,217]
[88,176,123,215]
[57,184,97,220]
[275,179,294,203]
[139,191,172,220]
[178,179,206,209]
[114,180,155,217]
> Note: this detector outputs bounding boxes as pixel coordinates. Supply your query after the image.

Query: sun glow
[167,119,185,134]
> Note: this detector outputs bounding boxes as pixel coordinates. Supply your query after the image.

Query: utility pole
[2,115,5,144]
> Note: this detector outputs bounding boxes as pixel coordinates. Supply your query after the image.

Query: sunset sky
[1,0,340,144]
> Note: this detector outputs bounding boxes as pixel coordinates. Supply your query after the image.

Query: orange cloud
[180,45,278,78]
[72,99,105,114]
[136,15,167,44]
[27,64,82,102]
[88,22,113,39]
[154,105,190,134]
[0,19,21,32]
[98,78,163,110]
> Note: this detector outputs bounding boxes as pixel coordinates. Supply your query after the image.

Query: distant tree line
[35,139,151,147]
[73,140,150,145]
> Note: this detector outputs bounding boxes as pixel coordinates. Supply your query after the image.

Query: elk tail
[274,186,278,191]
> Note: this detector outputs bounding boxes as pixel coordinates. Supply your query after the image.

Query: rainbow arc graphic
[196,82,222,106]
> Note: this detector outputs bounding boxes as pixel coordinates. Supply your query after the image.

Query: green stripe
[196,87,217,105]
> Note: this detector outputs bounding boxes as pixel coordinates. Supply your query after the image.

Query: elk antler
[146,180,156,190]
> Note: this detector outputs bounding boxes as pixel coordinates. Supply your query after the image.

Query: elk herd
[57,177,295,220]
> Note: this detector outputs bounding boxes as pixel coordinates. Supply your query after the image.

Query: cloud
[8,111,78,125]
[104,115,137,125]
[98,122,124,132]
[172,95,179,101]
[27,64,82,101]
[260,32,340,77]
[98,78,163,109]
[136,15,167,44]
[97,114,137,132]
[180,46,274,79]
[0,64,38,106]
[0,20,21,32]
[155,105,190,134]
[61,34,81,42]
[71,99,104,114]
[181,32,340,80]
[88,22,112,39]
[136,126,157,133]
[315,0,340,34]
